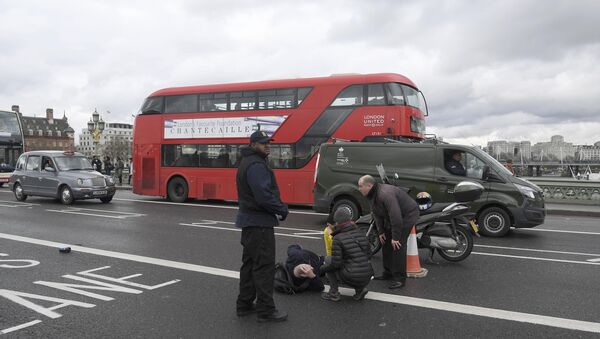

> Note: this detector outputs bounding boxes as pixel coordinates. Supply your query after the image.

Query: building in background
[78,121,133,161]
[12,105,75,152]
[486,140,531,161]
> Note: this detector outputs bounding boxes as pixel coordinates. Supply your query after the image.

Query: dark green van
[313,141,545,237]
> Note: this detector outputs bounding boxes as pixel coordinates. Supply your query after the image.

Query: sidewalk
[114,183,132,190]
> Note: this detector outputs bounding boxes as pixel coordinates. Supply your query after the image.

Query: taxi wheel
[478,207,510,237]
[100,196,113,203]
[60,185,75,205]
[14,183,27,202]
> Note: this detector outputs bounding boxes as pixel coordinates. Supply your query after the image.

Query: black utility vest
[236,151,281,213]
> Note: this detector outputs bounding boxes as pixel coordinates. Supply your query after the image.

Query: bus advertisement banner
[164,116,288,139]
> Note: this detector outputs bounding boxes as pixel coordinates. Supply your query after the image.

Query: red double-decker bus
[132,73,428,204]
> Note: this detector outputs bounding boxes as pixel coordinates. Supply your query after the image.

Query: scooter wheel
[436,227,473,262]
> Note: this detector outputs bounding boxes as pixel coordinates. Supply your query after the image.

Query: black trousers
[237,227,276,316]
[381,226,412,282]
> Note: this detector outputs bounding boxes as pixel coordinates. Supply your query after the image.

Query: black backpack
[273,262,309,294]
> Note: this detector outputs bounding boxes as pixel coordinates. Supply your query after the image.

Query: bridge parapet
[524,177,600,205]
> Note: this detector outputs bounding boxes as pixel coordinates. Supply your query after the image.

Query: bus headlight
[515,184,536,199]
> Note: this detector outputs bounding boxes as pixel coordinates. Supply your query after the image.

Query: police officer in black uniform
[446,151,466,176]
[235,130,289,323]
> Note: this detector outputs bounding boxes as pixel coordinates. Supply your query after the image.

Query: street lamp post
[87,109,105,156]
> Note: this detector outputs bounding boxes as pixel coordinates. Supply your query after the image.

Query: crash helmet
[416,192,433,210]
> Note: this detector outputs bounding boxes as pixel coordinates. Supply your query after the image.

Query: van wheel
[60,186,75,205]
[167,177,188,203]
[331,198,360,222]
[478,207,510,237]
[14,183,27,202]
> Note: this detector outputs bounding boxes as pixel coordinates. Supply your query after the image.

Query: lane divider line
[178,223,321,240]
[475,244,600,257]
[0,231,599,334]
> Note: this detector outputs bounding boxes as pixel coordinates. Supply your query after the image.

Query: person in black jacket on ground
[284,244,325,293]
[358,175,419,289]
[320,208,374,302]
[235,130,289,323]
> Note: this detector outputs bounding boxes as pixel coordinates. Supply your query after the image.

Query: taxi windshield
[55,156,94,171]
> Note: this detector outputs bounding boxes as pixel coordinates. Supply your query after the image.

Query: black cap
[250,130,273,144]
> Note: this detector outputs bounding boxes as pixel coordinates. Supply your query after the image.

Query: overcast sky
[1,0,599,146]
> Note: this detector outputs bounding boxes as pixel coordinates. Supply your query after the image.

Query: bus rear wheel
[167,177,188,203]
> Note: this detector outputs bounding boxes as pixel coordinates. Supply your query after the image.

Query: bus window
[258,89,295,109]
[297,87,311,106]
[402,85,427,114]
[165,95,198,113]
[385,83,405,105]
[367,84,385,105]
[140,96,164,114]
[330,85,363,106]
[231,91,257,110]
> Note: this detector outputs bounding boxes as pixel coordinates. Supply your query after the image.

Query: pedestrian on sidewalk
[358,174,419,289]
[235,130,289,323]
[320,208,373,302]
[128,157,133,184]
[116,157,124,185]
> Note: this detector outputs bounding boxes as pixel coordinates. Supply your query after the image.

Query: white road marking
[587,258,600,263]
[1,320,43,334]
[112,197,328,216]
[475,244,600,257]
[472,252,600,266]
[46,208,145,219]
[0,200,39,208]
[516,228,600,236]
[197,219,324,232]
[178,223,321,240]
[0,231,599,334]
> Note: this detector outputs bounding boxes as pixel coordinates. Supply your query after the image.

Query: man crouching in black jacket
[235,130,289,323]
[320,208,374,302]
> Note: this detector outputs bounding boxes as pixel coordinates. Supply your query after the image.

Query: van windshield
[55,156,94,171]
[473,148,513,176]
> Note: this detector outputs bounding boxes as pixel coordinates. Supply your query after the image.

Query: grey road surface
[1,188,599,338]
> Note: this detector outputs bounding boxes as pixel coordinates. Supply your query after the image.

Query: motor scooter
[357,165,483,262]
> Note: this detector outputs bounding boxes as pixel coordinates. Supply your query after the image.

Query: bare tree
[102,136,132,161]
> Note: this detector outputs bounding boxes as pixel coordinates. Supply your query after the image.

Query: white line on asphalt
[1,320,43,334]
[0,200,39,207]
[178,223,321,240]
[190,219,325,233]
[587,258,600,263]
[46,208,145,219]
[112,197,328,216]
[0,231,599,334]
[472,252,600,266]
[516,228,600,236]
[475,244,600,257]
[181,220,600,266]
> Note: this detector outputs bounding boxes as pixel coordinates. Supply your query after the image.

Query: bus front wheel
[167,177,188,203]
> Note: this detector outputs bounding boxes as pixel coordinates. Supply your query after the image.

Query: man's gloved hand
[277,213,287,221]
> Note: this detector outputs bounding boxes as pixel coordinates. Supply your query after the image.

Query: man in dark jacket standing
[236,130,289,323]
[358,175,419,289]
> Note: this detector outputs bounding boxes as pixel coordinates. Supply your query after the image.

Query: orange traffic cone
[406,226,428,278]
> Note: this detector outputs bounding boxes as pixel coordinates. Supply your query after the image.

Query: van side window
[464,153,486,180]
[444,150,466,176]
[26,155,41,171]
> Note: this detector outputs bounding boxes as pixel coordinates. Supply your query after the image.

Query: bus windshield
[0,111,23,143]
